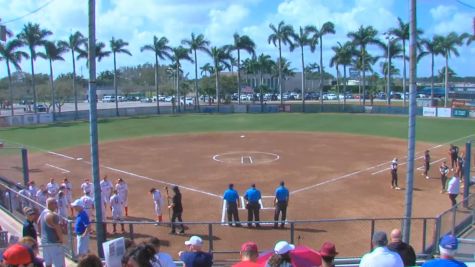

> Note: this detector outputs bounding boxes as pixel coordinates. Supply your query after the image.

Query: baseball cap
[319,241,338,257]
[274,241,295,255]
[372,231,388,246]
[185,236,203,246]
[2,244,33,265]
[439,234,458,250]
[240,241,258,253]
[23,207,37,216]
[71,199,84,208]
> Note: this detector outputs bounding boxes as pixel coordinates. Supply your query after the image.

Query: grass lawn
[0,113,474,151]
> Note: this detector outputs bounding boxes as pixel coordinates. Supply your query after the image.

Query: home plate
[240,135,245,138]
[76,158,83,160]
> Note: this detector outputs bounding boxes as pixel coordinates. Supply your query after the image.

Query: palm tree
[330,42,354,107]
[435,32,468,107]
[17,22,52,113]
[389,17,410,106]
[380,40,404,105]
[58,31,87,119]
[268,21,294,104]
[352,49,377,103]
[200,63,213,77]
[77,41,111,65]
[417,37,442,105]
[141,36,172,114]
[109,37,132,116]
[255,54,274,111]
[42,41,67,117]
[291,26,311,111]
[0,39,29,116]
[306,22,336,105]
[347,25,381,106]
[207,46,232,111]
[181,33,210,109]
[171,46,193,112]
[229,33,256,104]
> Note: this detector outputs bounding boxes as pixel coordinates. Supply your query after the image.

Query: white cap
[71,199,84,208]
[274,241,295,255]
[184,236,203,246]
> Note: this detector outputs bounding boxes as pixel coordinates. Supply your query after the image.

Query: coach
[273,181,289,229]
[244,184,261,228]
[223,184,242,227]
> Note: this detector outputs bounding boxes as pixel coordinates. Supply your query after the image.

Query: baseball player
[17,184,31,211]
[110,190,125,233]
[439,161,449,193]
[46,178,60,197]
[100,175,113,215]
[448,144,459,171]
[390,158,400,190]
[61,178,73,215]
[36,185,49,209]
[456,153,465,182]
[27,181,38,202]
[150,188,164,223]
[423,150,430,179]
[80,191,95,219]
[57,190,68,232]
[81,178,93,198]
[115,178,129,216]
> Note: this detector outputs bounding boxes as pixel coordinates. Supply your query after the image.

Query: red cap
[2,244,33,265]
[319,241,338,257]
[241,241,258,252]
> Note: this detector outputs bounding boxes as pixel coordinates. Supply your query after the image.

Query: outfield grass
[0,113,474,151]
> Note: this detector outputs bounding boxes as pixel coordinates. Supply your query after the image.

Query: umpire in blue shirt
[274,181,289,229]
[244,184,262,228]
[223,184,242,227]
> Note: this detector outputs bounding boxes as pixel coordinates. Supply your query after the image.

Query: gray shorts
[42,243,65,267]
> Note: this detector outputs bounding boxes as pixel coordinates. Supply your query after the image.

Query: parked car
[35,104,47,112]
[180,97,194,105]
[102,95,115,102]
[164,96,174,102]
[140,97,152,103]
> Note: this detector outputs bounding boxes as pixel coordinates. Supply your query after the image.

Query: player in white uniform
[150,188,164,223]
[80,192,95,219]
[17,184,31,211]
[115,178,129,216]
[27,181,38,201]
[81,178,93,198]
[100,176,113,216]
[36,185,49,210]
[47,178,60,197]
[110,190,125,233]
[61,178,73,215]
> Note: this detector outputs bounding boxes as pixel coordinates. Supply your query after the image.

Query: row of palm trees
[0,19,473,117]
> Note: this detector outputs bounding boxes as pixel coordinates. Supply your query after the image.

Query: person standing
[150,188,164,223]
[179,236,213,267]
[422,234,467,267]
[223,183,241,227]
[359,231,403,267]
[447,176,460,207]
[36,185,49,210]
[244,184,262,228]
[456,153,465,182]
[22,207,38,241]
[71,199,90,258]
[423,150,431,179]
[149,237,177,267]
[319,241,339,267]
[448,144,459,171]
[387,228,416,267]
[390,158,400,190]
[110,189,125,234]
[439,161,449,193]
[80,192,95,219]
[115,178,129,216]
[100,175,113,215]
[27,181,38,201]
[168,186,185,235]
[61,178,73,216]
[18,184,32,211]
[233,241,260,267]
[274,181,289,229]
[47,178,60,198]
[39,197,65,267]
[80,178,93,198]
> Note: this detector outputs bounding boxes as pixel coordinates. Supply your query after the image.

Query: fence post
[464,141,471,208]
[451,206,456,235]
[208,223,213,253]
[68,220,75,261]
[290,222,295,244]
[21,148,29,186]
[129,223,134,240]
[422,218,427,252]
[370,219,375,251]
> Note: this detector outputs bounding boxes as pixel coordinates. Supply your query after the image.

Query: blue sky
[1,0,474,79]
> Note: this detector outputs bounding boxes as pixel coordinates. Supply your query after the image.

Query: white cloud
[430,5,458,21]
[205,4,250,46]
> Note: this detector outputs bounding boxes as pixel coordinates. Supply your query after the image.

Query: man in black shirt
[22,207,38,240]
[388,228,416,267]
[168,186,185,235]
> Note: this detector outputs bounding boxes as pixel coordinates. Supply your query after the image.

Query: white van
[102,95,114,102]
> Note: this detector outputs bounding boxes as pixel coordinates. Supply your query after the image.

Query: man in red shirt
[233,241,260,267]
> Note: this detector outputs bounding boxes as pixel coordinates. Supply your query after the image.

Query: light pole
[384,32,395,105]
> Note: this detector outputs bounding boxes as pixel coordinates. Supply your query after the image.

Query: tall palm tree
[17,22,52,113]
[389,17,410,106]
[109,37,132,116]
[42,41,67,117]
[0,39,29,116]
[141,36,172,114]
[200,63,213,77]
[181,33,210,109]
[306,22,336,105]
[255,54,274,111]
[380,40,404,105]
[77,41,111,65]
[331,41,355,107]
[347,25,380,106]
[417,37,442,105]
[435,32,468,107]
[58,31,87,119]
[268,21,294,104]
[229,33,256,104]
[171,46,193,112]
[207,46,232,111]
[352,49,377,103]
[291,26,311,111]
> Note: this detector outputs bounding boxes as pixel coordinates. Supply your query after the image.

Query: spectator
[19,236,43,267]
[22,207,38,241]
[148,237,176,267]
[319,241,338,267]
[273,181,289,229]
[179,236,213,267]
[447,176,460,207]
[232,241,259,267]
[422,234,467,267]
[77,253,103,267]
[243,184,262,228]
[124,244,157,267]
[266,241,294,267]
[39,197,65,267]
[387,228,416,267]
[71,198,91,258]
[223,183,241,227]
[2,243,43,267]
[359,231,403,267]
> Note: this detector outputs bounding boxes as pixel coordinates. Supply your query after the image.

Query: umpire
[223,184,242,227]
[244,184,262,228]
[274,181,289,229]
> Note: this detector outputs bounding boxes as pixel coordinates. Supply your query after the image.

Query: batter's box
[212,151,280,165]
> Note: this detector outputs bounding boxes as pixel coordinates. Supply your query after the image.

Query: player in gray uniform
[390,158,400,190]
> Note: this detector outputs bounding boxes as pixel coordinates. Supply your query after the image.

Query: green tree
[181,33,210,109]
[110,37,132,116]
[207,46,232,111]
[291,26,311,110]
[389,17,410,106]
[141,36,172,114]
[306,21,336,105]
[58,31,87,119]
[77,41,111,66]
[0,38,29,115]
[418,37,443,104]
[17,22,52,113]
[380,39,404,105]
[229,33,255,104]
[171,46,193,112]
[41,41,67,116]
[329,41,354,106]
[347,25,381,105]
[268,21,294,104]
